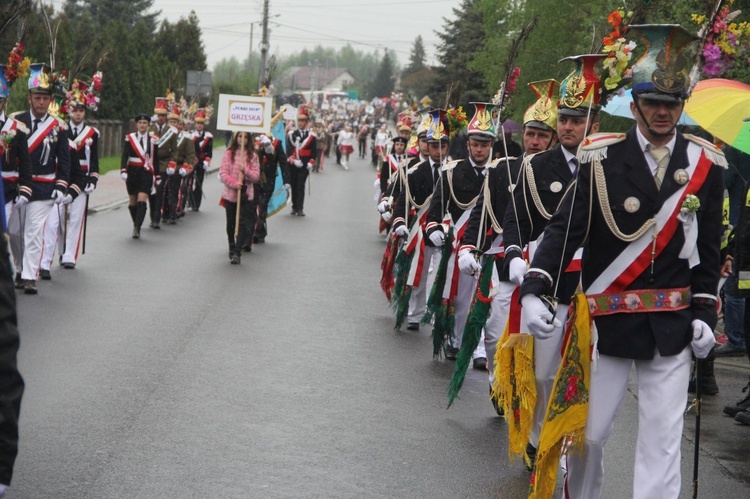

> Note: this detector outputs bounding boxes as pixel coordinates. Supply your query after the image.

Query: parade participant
[396,112,413,140]
[0,60,32,238]
[286,108,316,216]
[520,27,724,498]
[39,76,101,275]
[374,123,390,167]
[219,131,260,264]
[379,136,408,196]
[313,121,327,172]
[148,96,177,229]
[254,130,289,245]
[337,123,356,170]
[191,108,212,211]
[172,109,196,219]
[425,103,496,364]
[160,102,192,224]
[391,109,448,330]
[506,58,601,469]
[357,120,369,158]
[120,113,156,238]
[11,63,70,294]
[458,82,560,413]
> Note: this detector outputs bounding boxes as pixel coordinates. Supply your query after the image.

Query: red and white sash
[126,133,153,172]
[586,143,712,295]
[27,117,58,155]
[405,203,432,288]
[442,206,476,300]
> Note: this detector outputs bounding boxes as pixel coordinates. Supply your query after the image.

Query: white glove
[521,294,560,340]
[121,172,128,181]
[166,166,176,175]
[14,196,28,207]
[306,164,312,172]
[377,199,390,214]
[62,193,73,205]
[260,135,272,146]
[428,230,445,247]
[381,211,392,223]
[393,225,409,238]
[84,183,95,194]
[156,178,162,186]
[508,257,528,286]
[283,183,291,191]
[458,249,481,275]
[0,483,7,498]
[293,159,304,168]
[691,320,716,359]
[51,190,64,204]
[179,167,187,177]
[202,160,209,170]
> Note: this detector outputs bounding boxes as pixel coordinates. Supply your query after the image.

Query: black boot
[128,205,137,224]
[723,377,750,417]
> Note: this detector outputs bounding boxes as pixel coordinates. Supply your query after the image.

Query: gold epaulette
[10,118,29,135]
[488,156,517,168]
[55,117,68,130]
[685,134,728,168]
[577,132,626,164]
[441,159,461,172]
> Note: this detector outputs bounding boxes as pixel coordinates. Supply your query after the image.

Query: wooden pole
[234,134,245,239]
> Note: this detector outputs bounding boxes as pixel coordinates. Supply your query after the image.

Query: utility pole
[249,22,254,73]
[258,0,270,89]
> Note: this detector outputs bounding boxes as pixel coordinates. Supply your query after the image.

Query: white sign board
[216,94,272,133]
[283,106,297,122]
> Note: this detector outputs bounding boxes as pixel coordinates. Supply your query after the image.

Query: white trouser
[5,201,21,272]
[565,346,691,499]
[449,270,486,359]
[529,304,568,447]
[406,246,439,323]
[41,194,86,269]
[10,199,54,280]
[485,280,516,385]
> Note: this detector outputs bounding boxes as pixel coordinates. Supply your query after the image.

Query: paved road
[7,153,750,497]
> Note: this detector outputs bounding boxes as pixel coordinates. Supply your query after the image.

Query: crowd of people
[375,23,750,498]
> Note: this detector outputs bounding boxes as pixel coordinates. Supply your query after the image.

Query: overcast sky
[49,0,458,70]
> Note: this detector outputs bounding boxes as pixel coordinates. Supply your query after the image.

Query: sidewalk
[88,145,227,213]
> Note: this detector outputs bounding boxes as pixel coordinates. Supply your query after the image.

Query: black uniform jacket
[503,144,579,303]
[461,156,521,280]
[521,128,724,359]
[425,158,485,238]
[0,118,32,202]
[391,158,441,232]
[15,111,70,202]
[258,138,290,188]
[386,155,423,202]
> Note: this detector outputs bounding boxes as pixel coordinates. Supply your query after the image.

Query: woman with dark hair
[219,132,261,264]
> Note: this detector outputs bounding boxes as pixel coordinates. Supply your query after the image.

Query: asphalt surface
[7,152,750,498]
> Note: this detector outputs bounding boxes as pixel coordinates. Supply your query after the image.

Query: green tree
[402,35,426,78]
[79,0,160,33]
[431,0,487,107]
[367,50,396,98]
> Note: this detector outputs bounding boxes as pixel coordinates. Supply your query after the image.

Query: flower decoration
[446,106,467,138]
[681,194,701,215]
[601,8,636,97]
[5,43,31,87]
[491,66,521,122]
[692,0,750,78]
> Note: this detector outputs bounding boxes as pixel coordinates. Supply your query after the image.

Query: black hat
[134,113,151,122]
[392,136,408,145]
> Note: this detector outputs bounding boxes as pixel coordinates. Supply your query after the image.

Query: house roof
[282,66,356,90]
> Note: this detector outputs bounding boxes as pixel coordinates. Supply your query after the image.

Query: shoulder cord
[525,156,555,221]
[593,158,655,241]
[446,169,480,212]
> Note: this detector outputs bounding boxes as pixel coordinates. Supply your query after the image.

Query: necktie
[647,145,670,190]
[140,136,145,150]
[570,157,579,171]
[33,118,41,134]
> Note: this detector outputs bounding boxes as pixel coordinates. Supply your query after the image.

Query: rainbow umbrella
[684,78,750,155]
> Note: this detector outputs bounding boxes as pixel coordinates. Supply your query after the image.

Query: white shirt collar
[636,126,677,175]
[561,146,578,174]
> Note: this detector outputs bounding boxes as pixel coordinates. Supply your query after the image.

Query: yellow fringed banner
[492,289,537,465]
[528,293,592,499]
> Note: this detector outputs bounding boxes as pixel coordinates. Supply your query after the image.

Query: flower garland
[4,43,31,87]
[601,8,636,98]
[692,0,750,78]
[446,106,467,138]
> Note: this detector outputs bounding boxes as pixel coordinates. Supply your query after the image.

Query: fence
[87,119,126,158]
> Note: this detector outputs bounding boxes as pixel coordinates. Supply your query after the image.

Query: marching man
[286,108,316,217]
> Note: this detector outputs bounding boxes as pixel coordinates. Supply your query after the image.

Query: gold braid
[593,158,655,241]
[446,169,480,212]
